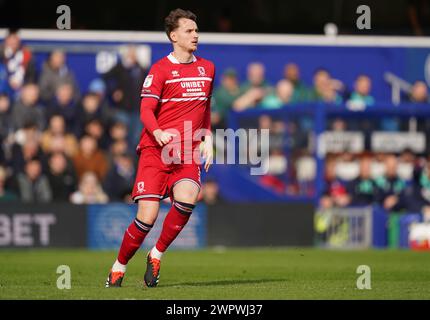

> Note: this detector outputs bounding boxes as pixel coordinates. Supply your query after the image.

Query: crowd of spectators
[0,30,227,205]
[1,29,430,208]
[0,31,144,204]
[211,62,430,131]
[320,151,430,220]
[212,60,430,207]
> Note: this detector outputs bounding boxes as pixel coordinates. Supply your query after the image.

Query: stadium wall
[0,203,87,247]
[0,203,207,249]
[207,203,315,247]
[0,203,315,248]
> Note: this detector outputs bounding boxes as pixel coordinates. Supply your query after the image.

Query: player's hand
[153,129,176,146]
[201,135,213,172]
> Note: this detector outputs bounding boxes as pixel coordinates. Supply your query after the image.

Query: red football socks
[155,200,195,252]
[117,218,153,265]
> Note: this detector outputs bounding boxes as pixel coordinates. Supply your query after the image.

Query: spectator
[347,75,375,109]
[286,116,309,150]
[73,135,109,181]
[15,158,52,203]
[12,122,41,148]
[408,80,429,103]
[108,139,130,163]
[404,158,430,221]
[259,150,287,194]
[398,148,417,181]
[88,78,107,101]
[283,63,309,102]
[335,152,360,182]
[347,74,391,130]
[11,83,45,131]
[0,165,18,202]
[294,151,317,196]
[319,159,350,209]
[247,114,272,162]
[38,49,80,103]
[103,152,135,201]
[0,30,36,93]
[309,69,343,105]
[46,83,79,133]
[212,68,242,129]
[200,177,224,205]
[103,45,147,147]
[374,154,407,211]
[330,117,347,131]
[260,79,294,109]
[263,148,288,176]
[0,93,12,143]
[70,171,108,204]
[83,118,109,150]
[108,121,131,155]
[233,62,271,111]
[104,45,147,115]
[109,120,128,143]
[346,74,394,131]
[347,156,379,206]
[254,119,288,195]
[88,78,113,118]
[269,120,287,151]
[10,131,45,174]
[40,114,78,158]
[75,92,111,137]
[47,152,77,202]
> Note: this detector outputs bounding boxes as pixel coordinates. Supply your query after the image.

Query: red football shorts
[131,146,202,202]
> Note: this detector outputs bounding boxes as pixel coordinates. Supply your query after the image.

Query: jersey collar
[167,52,197,64]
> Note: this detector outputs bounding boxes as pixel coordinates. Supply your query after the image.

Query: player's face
[171,18,199,52]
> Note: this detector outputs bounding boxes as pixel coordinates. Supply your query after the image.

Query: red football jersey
[138,53,215,161]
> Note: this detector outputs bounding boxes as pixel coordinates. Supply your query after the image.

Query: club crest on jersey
[172,70,180,77]
[197,66,206,76]
[143,74,153,88]
[137,182,146,193]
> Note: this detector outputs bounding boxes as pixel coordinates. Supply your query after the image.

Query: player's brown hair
[164,8,197,42]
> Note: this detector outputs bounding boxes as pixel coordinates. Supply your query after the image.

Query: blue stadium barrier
[372,205,389,248]
[87,203,207,250]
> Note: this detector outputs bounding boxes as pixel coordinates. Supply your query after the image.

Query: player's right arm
[140,64,175,146]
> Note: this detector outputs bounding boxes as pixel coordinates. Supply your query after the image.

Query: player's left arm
[201,64,215,172]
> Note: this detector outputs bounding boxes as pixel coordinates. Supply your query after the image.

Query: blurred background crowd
[1,29,430,216]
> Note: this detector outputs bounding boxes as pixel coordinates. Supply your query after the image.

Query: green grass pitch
[1,248,430,299]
